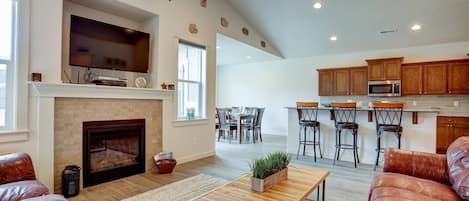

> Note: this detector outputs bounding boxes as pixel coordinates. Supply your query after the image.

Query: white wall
[217,41,469,135]
[0,0,279,173]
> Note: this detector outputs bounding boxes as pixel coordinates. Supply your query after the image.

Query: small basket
[153,156,177,174]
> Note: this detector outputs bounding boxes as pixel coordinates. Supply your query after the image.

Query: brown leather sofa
[369,136,469,201]
[0,152,66,201]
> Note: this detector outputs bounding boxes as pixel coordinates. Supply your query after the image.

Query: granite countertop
[285,106,441,113]
[437,113,469,117]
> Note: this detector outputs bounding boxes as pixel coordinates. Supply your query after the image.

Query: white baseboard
[177,150,216,164]
[262,129,287,136]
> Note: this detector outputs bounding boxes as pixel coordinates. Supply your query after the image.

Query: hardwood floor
[70,135,377,201]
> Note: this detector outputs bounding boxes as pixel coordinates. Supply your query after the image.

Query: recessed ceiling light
[411,24,421,31]
[216,46,221,49]
[313,2,322,9]
[330,36,337,41]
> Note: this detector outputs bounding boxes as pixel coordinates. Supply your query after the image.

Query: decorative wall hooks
[189,24,198,34]
[242,28,249,36]
[200,0,207,8]
[220,17,229,28]
[260,41,266,48]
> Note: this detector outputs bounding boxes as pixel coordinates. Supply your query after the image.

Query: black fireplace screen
[83,119,145,187]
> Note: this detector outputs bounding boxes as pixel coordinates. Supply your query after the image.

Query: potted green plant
[250,152,291,192]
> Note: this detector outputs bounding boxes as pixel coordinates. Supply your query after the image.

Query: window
[177,41,206,120]
[0,0,17,130]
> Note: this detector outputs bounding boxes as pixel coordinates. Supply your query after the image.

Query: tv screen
[70,15,150,73]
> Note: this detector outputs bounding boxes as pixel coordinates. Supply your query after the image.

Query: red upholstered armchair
[369,136,469,201]
[0,152,50,201]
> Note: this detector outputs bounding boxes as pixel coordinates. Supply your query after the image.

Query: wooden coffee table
[191,165,330,201]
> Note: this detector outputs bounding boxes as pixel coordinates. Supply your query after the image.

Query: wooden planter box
[251,167,288,192]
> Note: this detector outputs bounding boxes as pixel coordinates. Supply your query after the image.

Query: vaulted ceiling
[227,0,469,58]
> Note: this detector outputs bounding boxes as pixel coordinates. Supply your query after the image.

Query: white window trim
[0,0,30,140]
[176,39,207,121]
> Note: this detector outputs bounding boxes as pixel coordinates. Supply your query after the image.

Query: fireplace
[83,119,145,187]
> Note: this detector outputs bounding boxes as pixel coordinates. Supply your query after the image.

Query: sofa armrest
[0,152,36,184]
[383,148,449,184]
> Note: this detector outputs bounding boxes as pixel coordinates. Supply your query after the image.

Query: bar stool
[296,102,323,162]
[372,102,404,170]
[332,102,360,168]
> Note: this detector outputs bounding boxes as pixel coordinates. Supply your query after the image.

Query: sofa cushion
[370,187,441,201]
[22,194,67,201]
[370,173,460,201]
[0,180,49,201]
[447,136,469,200]
[0,152,36,184]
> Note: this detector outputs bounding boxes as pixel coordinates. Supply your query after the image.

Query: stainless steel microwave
[368,80,401,97]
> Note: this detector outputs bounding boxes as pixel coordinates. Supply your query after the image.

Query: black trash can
[62,165,80,198]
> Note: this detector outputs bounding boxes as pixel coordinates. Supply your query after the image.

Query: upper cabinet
[423,63,448,95]
[318,70,333,96]
[350,67,368,96]
[318,66,367,96]
[333,69,350,96]
[402,64,423,95]
[319,58,469,97]
[448,61,469,94]
[366,57,403,81]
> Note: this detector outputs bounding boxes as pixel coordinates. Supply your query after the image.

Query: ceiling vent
[380,29,398,34]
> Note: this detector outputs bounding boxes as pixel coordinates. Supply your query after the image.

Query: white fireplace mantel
[29,82,174,100]
[28,82,173,192]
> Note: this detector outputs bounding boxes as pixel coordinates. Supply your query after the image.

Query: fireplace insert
[83,119,145,187]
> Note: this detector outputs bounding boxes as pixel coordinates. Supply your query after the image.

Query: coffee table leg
[322,180,326,201]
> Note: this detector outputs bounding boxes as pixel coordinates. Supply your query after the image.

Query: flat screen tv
[69,15,150,73]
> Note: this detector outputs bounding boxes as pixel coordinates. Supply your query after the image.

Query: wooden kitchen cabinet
[318,70,334,96]
[402,64,423,95]
[423,63,447,95]
[366,57,403,81]
[350,67,368,95]
[318,67,368,96]
[436,116,469,154]
[448,61,469,94]
[333,69,350,96]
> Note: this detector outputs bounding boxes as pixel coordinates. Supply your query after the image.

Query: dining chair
[244,107,258,143]
[216,108,237,143]
[372,101,404,170]
[254,108,265,142]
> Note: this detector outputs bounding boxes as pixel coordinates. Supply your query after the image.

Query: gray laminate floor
[72,134,375,201]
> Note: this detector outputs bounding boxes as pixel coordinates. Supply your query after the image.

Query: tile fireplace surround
[29,82,173,192]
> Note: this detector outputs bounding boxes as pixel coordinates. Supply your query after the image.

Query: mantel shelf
[29,82,174,100]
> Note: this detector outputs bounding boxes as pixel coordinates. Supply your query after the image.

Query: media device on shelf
[69,15,150,73]
[92,76,128,87]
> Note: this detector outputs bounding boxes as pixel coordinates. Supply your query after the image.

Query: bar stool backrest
[372,102,404,127]
[296,102,319,123]
[216,108,231,128]
[331,102,357,126]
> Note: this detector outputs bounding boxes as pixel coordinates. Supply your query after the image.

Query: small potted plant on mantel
[250,152,291,192]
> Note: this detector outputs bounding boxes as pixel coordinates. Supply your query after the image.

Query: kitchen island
[286,106,440,165]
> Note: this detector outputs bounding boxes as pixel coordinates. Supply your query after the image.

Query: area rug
[121,174,228,201]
